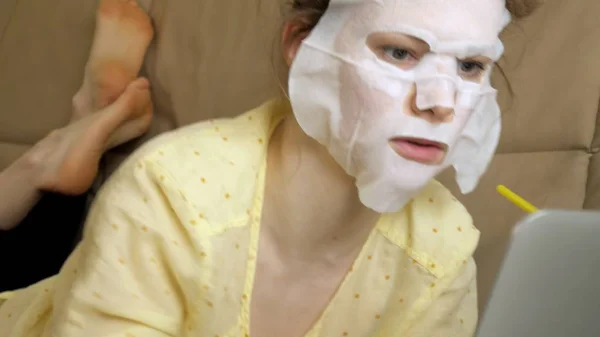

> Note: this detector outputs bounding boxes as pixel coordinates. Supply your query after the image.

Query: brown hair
[287,0,541,39]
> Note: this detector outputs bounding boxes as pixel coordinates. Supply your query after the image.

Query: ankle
[21,130,64,191]
[71,88,92,121]
[0,149,45,230]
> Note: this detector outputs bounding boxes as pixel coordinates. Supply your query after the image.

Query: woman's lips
[389,137,447,165]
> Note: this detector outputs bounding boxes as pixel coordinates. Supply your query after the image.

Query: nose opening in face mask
[415,76,456,111]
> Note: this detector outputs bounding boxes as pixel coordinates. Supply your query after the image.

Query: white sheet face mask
[289,0,511,213]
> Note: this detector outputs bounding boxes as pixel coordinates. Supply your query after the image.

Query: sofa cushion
[585,153,600,208]
[0,0,97,151]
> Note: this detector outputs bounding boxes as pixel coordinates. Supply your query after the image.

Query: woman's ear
[281,21,310,67]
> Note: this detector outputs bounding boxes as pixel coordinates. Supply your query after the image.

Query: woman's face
[345,32,495,165]
[284,0,504,161]
[285,0,509,211]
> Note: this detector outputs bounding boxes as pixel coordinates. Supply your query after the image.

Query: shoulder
[114,100,278,179]
[103,100,280,230]
[151,104,272,176]
[127,101,274,163]
[378,180,480,279]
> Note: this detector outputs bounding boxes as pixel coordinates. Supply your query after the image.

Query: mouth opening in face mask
[388,137,448,165]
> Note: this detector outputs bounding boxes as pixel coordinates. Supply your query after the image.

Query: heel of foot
[72,90,90,120]
[90,61,137,109]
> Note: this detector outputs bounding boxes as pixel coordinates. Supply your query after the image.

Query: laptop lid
[476,210,600,337]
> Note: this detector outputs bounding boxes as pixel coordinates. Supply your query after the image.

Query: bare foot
[72,0,154,119]
[34,79,153,195]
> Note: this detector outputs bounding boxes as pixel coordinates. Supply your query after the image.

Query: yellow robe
[0,99,479,337]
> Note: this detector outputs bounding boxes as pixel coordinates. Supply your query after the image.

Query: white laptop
[476,210,600,337]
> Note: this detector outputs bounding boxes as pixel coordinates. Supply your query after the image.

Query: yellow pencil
[496,185,539,213]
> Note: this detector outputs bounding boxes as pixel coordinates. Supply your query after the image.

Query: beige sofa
[1,0,599,312]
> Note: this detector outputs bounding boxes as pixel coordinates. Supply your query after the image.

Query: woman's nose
[428,105,454,122]
[407,85,455,124]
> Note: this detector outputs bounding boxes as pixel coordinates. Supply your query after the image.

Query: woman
[0,0,539,336]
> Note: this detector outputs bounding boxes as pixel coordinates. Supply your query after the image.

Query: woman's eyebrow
[375,32,430,51]
[458,55,493,62]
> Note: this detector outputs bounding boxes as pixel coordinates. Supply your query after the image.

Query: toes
[105,113,152,150]
[102,78,153,150]
[98,0,150,27]
[128,78,152,114]
[124,0,140,8]
[105,77,152,121]
[98,0,121,17]
[130,77,149,90]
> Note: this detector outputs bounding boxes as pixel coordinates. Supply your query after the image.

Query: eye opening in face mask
[372,45,420,69]
[367,32,428,70]
[382,46,414,61]
[457,58,491,82]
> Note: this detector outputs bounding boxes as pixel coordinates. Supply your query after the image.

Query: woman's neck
[262,114,380,264]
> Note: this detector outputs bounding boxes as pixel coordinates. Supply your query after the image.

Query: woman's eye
[382,46,412,61]
[458,61,485,75]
